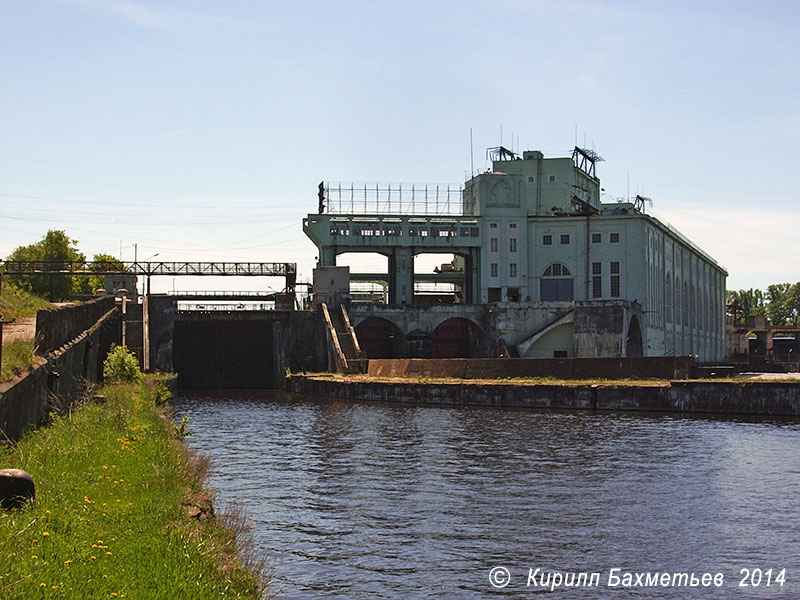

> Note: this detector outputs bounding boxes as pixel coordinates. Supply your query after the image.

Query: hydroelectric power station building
[304,147,727,362]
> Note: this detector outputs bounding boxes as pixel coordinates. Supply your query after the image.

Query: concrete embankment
[288,375,800,417]
[0,296,119,440]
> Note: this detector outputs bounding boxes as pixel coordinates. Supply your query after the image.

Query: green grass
[0,340,37,381]
[0,380,265,599]
[0,284,51,321]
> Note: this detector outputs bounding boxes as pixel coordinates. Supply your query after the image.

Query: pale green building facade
[304,147,727,362]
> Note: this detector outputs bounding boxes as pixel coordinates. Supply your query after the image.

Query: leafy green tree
[87,253,126,292]
[786,282,800,326]
[766,283,793,326]
[5,230,86,300]
[726,288,765,324]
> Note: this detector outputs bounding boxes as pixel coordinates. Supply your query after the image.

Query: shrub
[103,344,143,384]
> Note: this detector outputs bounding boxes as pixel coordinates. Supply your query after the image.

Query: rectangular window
[510,263,518,278]
[592,262,602,298]
[490,222,498,229]
[610,261,620,297]
[509,223,518,229]
[507,287,521,302]
[548,175,556,183]
[488,287,501,302]
[553,350,568,358]
[592,232,602,244]
[490,238,498,252]
[543,234,552,246]
[560,234,570,245]
[610,232,620,244]
[509,238,517,253]
[592,276,602,298]
[527,176,535,183]
[490,263,498,278]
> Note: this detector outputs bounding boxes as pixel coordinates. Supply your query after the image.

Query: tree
[726,288,765,324]
[766,283,793,326]
[785,282,800,326]
[87,253,126,293]
[5,230,87,300]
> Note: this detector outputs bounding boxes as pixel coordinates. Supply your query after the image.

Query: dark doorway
[173,319,275,389]
[354,317,401,358]
[431,318,483,358]
[626,315,644,357]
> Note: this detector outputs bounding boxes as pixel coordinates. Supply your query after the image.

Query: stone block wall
[0,303,119,441]
[35,296,116,355]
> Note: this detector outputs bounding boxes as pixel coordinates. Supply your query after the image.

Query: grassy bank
[0,284,50,320]
[0,380,265,599]
[0,340,37,382]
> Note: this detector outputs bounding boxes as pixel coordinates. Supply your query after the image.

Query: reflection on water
[173,392,800,599]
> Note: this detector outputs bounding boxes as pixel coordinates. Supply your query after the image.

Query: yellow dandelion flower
[42,532,49,537]
[64,559,72,565]
[52,585,59,590]
[44,510,51,516]
[106,551,112,556]
[97,540,104,544]
[102,465,108,469]
[102,574,108,579]
[39,583,46,588]
[111,593,118,597]
[31,555,38,560]
[91,556,97,560]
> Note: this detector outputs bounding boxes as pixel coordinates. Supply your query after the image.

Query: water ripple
[174,393,800,599]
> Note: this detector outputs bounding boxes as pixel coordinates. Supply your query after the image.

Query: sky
[2,0,799,294]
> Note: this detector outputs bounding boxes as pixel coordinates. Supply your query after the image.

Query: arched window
[665,272,672,323]
[683,281,689,328]
[543,263,571,277]
[541,263,574,301]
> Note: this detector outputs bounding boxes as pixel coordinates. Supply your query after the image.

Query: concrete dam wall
[146,297,327,390]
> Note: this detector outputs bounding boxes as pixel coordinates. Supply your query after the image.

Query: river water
[173,392,800,599]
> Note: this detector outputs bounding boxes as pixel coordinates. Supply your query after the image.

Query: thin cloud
[60,0,163,27]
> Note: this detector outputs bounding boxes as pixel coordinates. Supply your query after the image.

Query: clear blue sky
[2,0,799,293]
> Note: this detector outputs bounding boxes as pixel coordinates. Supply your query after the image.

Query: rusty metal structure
[0,260,297,298]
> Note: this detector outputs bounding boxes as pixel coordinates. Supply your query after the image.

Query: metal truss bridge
[0,260,297,298]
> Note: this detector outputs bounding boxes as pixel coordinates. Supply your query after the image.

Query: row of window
[525,175,558,183]
[330,226,480,238]
[490,263,518,278]
[665,273,721,331]
[489,237,517,253]
[489,222,518,229]
[542,232,620,246]
[591,262,621,298]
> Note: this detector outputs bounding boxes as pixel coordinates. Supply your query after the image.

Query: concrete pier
[288,375,800,417]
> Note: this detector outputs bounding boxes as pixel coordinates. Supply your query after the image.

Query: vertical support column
[391,247,414,305]
[319,247,337,267]
[142,293,150,372]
